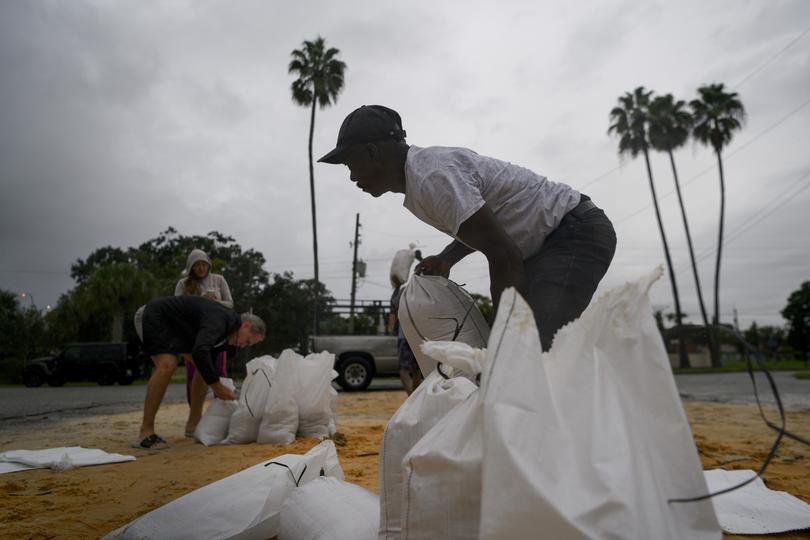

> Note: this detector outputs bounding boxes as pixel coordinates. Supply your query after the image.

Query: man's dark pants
[524,199,617,351]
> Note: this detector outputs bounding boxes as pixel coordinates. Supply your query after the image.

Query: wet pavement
[1,371,807,429]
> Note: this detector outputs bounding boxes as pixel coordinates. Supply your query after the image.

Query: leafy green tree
[251,272,335,355]
[648,94,717,366]
[609,87,690,368]
[80,263,158,342]
[0,290,47,383]
[690,83,746,344]
[782,281,810,360]
[289,36,347,332]
[71,228,270,311]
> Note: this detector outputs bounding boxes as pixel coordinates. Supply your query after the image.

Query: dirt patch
[0,393,807,539]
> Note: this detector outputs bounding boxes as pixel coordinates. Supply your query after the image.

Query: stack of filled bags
[193,349,337,446]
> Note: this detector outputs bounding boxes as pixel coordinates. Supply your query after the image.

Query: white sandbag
[257,349,299,445]
[296,351,337,439]
[399,321,500,539]
[0,447,135,474]
[104,440,343,540]
[479,271,720,539]
[389,244,417,288]
[704,469,810,534]
[194,378,238,446]
[398,274,490,375]
[280,477,378,540]
[224,356,276,444]
[378,355,477,540]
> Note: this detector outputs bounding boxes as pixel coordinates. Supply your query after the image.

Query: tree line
[0,227,386,383]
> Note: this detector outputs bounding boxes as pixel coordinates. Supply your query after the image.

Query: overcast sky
[1,0,808,329]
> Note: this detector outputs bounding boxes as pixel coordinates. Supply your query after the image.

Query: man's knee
[152,356,178,373]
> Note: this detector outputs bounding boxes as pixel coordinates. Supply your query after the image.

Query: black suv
[23,342,145,387]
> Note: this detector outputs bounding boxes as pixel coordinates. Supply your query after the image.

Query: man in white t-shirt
[319,105,616,350]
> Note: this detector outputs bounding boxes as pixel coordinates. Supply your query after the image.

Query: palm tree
[649,94,716,366]
[289,36,346,334]
[83,264,157,342]
[609,87,689,368]
[690,83,746,365]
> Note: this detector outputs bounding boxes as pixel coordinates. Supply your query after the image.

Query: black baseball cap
[318,105,407,164]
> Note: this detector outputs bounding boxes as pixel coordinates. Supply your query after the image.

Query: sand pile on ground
[0,393,808,540]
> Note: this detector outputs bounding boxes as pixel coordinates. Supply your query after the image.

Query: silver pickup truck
[309,335,399,391]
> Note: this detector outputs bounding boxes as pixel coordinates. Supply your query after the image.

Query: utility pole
[349,213,361,333]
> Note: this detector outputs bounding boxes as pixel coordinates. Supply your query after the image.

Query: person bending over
[133,296,265,449]
[319,105,616,351]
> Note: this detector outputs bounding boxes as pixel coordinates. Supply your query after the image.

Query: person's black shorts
[141,307,185,357]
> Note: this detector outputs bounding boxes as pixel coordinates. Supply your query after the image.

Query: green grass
[795,371,810,380]
[674,359,809,374]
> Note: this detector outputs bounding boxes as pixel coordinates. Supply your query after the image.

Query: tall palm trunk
[643,149,689,368]
[667,150,715,365]
[712,149,726,367]
[307,98,320,335]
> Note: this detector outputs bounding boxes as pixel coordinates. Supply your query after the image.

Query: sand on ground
[0,392,808,540]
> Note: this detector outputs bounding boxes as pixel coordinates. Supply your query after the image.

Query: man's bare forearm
[438,239,476,265]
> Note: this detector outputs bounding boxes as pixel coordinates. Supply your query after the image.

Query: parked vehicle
[309,335,399,391]
[23,342,145,388]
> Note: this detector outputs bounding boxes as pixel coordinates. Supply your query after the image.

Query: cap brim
[317,145,349,164]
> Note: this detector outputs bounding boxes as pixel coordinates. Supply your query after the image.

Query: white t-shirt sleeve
[418,167,486,236]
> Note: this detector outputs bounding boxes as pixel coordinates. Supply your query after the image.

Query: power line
[694,169,810,263]
[733,25,810,89]
[614,96,810,226]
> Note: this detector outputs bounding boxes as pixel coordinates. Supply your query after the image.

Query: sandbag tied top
[420,340,487,380]
[398,274,490,375]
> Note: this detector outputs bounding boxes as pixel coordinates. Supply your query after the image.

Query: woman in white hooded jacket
[175,249,233,430]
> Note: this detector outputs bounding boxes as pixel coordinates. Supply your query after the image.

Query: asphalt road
[1,372,808,428]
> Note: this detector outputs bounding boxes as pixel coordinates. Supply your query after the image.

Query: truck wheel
[97,365,118,386]
[337,356,373,391]
[117,375,135,386]
[23,367,45,388]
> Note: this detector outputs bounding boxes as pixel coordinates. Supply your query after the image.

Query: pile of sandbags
[394,270,722,539]
[194,350,337,446]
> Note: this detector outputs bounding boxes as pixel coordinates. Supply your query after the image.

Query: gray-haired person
[319,105,616,351]
[133,296,266,449]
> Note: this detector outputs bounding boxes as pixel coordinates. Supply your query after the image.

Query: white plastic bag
[194,378,238,446]
[224,356,276,444]
[257,349,299,445]
[478,270,720,540]
[398,274,490,375]
[104,441,343,540]
[280,477,378,540]
[378,355,477,540]
[295,351,336,439]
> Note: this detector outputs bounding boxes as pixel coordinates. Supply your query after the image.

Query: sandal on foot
[184,430,195,438]
[132,434,167,449]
